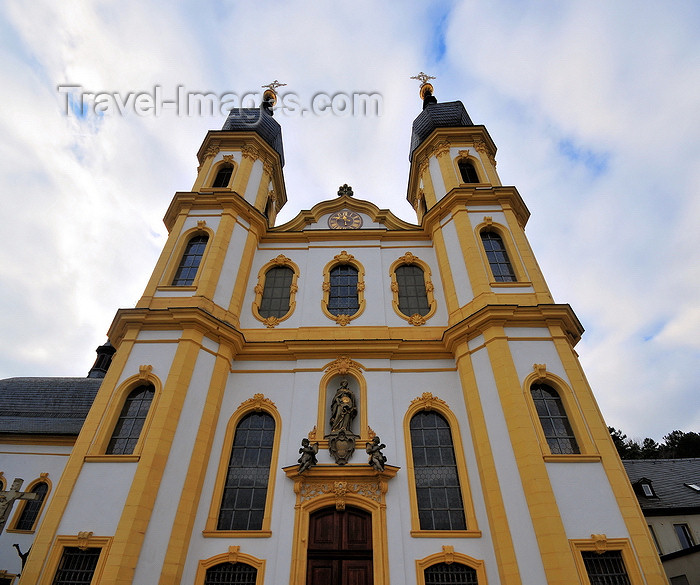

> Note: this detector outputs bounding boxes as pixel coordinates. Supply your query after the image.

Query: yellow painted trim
[569,537,645,585]
[314,363,369,448]
[320,250,366,325]
[251,255,300,327]
[88,368,163,457]
[403,392,480,536]
[38,534,112,585]
[550,331,669,584]
[429,222,460,316]
[415,548,489,585]
[193,548,265,585]
[159,226,215,289]
[230,148,254,194]
[389,251,437,325]
[7,473,52,533]
[206,158,237,189]
[283,464,398,585]
[227,227,258,325]
[483,326,580,584]
[204,393,281,535]
[474,220,527,283]
[197,211,237,299]
[521,369,597,457]
[452,208,492,300]
[543,454,602,463]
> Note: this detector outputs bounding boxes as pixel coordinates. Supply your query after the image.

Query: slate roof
[221,107,285,166]
[0,377,101,435]
[409,100,474,160]
[623,458,700,515]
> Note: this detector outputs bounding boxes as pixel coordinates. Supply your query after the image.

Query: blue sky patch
[557,138,610,176]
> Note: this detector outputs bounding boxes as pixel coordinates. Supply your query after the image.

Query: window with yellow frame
[570,536,644,585]
[194,548,265,585]
[321,250,366,326]
[251,255,300,328]
[38,534,112,585]
[389,252,436,326]
[6,473,51,534]
[416,547,488,585]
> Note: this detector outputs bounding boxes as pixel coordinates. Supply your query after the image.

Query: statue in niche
[297,438,319,474]
[329,379,357,433]
[327,379,358,465]
[366,436,387,471]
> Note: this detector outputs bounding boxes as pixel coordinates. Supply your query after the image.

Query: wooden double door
[306,506,373,585]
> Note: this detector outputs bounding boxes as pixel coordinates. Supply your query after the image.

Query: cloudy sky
[1,1,698,442]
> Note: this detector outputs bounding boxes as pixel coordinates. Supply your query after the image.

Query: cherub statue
[297,438,319,473]
[366,436,387,472]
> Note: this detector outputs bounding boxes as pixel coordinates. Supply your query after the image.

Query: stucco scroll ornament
[324,356,364,374]
[398,251,417,265]
[442,545,455,564]
[238,393,276,412]
[333,481,348,510]
[138,365,153,380]
[334,250,355,264]
[77,531,94,550]
[591,534,609,554]
[227,545,240,564]
[222,154,234,164]
[263,316,280,329]
[410,392,447,411]
[408,314,427,326]
[533,363,547,380]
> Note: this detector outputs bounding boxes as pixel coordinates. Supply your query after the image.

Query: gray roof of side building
[623,458,700,514]
[0,377,101,435]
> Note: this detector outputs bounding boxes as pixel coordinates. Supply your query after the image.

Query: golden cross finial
[261,80,287,91]
[410,72,436,86]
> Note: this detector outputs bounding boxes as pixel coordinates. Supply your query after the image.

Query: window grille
[396,264,430,316]
[480,231,516,282]
[172,235,208,286]
[259,266,293,318]
[581,551,631,585]
[51,547,101,585]
[424,562,478,584]
[106,384,155,455]
[530,383,580,454]
[204,562,257,585]
[410,411,467,530]
[14,481,48,530]
[217,412,275,531]
[328,265,359,316]
[212,165,233,188]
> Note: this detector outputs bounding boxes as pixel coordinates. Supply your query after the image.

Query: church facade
[0,83,668,584]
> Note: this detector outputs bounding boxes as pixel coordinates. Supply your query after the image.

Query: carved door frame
[284,464,399,585]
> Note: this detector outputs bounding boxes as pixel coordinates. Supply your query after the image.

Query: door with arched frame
[306,506,373,585]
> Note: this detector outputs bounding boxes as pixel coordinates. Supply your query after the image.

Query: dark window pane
[217,412,275,531]
[204,561,257,585]
[480,231,516,282]
[259,266,293,318]
[15,481,48,530]
[328,265,359,316]
[581,550,631,585]
[106,384,155,455]
[410,411,467,530]
[425,562,479,584]
[458,160,480,184]
[212,165,233,188]
[396,264,430,317]
[531,383,579,455]
[51,547,101,585]
[172,235,208,286]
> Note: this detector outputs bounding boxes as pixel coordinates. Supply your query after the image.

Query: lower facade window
[51,547,101,585]
[424,562,478,584]
[204,562,257,585]
[581,550,631,585]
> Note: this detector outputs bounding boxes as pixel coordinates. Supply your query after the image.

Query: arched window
[328,264,359,316]
[259,266,294,318]
[106,384,155,455]
[530,383,580,455]
[217,412,275,531]
[425,562,479,584]
[212,164,233,188]
[204,562,257,585]
[410,411,467,530]
[396,264,430,317]
[172,234,208,286]
[480,231,516,282]
[458,160,480,183]
[13,481,48,531]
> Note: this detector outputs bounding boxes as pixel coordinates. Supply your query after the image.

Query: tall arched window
[204,562,257,585]
[328,264,359,316]
[396,264,430,317]
[212,164,233,188]
[172,234,208,286]
[106,384,155,455]
[458,160,479,183]
[217,412,275,531]
[530,383,580,454]
[410,411,467,530]
[480,231,516,282]
[13,481,48,531]
[259,266,294,318]
[425,562,479,584]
